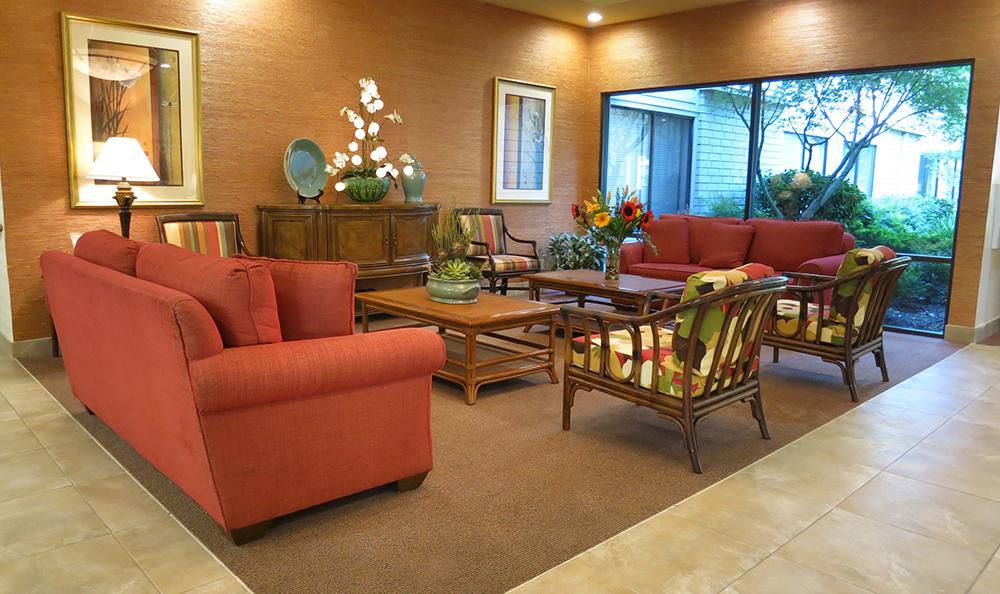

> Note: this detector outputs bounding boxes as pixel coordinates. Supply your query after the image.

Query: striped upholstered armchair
[455,208,540,294]
[156,213,251,257]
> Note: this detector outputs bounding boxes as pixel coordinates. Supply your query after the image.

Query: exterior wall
[590,0,1000,329]
[0,0,595,340]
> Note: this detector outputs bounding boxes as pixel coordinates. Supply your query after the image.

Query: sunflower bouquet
[571,186,654,280]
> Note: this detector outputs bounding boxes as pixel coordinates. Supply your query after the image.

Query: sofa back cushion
[830,245,897,330]
[236,256,357,340]
[698,223,755,269]
[73,230,142,276]
[137,243,282,347]
[745,218,845,272]
[663,215,743,263]
[643,217,690,264]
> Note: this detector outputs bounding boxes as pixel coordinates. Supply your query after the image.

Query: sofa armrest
[236,256,358,340]
[621,241,644,274]
[797,253,845,278]
[189,328,446,413]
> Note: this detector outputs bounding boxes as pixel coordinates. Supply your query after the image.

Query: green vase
[401,160,427,204]
[343,176,390,203]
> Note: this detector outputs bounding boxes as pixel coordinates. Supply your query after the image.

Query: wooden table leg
[464,332,478,405]
[546,314,559,384]
[360,303,370,333]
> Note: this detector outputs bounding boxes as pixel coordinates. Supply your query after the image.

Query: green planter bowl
[426,277,481,304]
[343,176,391,203]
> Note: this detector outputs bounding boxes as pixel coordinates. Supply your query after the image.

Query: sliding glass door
[601,63,973,335]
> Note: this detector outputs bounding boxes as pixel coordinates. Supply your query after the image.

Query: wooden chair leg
[395,471,429,493]
[488,276,498,293]
[772,346,779,363]
[749,392,771,440]
[227,520,273,545]
[845,358,860,402]
[562,381,575,430]
[875,348,890,382]
[681,418,703,474]
[500,278,509,295]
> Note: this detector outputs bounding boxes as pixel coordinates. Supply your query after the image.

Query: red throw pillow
[236,256,358,340]
[136,243,282,348]
[73,230,142,276]
[698,223,755,269]
[643,217,690,264]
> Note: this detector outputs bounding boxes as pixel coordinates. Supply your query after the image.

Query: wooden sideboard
[257,203,439,291]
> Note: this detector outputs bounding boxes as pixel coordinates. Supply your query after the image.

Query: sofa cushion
[236,256,357,340]
[830,245,896,332]
[629,263,711,282]
[73,230,142,276]
[137,243,282,347]
[699,223,755,268]
[663,215,743,263]
[745,218,845,272]
[643,217,690,264]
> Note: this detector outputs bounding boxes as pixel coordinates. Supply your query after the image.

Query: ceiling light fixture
[587,11,603,23]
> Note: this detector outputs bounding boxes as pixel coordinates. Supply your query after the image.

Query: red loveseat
[622,214,856,281]
[41,231,446,543]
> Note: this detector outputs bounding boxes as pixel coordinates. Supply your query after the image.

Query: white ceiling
[478,0,748,27]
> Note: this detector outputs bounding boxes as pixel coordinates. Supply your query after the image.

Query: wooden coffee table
[357,287,560,405]
[523,269,684,315]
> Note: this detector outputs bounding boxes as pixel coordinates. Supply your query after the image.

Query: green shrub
[752,169,875,231]
[705,197,745,218]
[545,232,605,270]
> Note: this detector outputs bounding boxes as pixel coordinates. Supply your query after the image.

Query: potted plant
[572,186,655,280]
[426,209,483,304]
[325,77,407,202]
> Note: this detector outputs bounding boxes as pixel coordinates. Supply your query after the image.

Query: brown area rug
[21,329,958,594]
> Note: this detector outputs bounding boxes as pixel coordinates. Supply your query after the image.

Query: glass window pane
[604,85,751,217]
[605,107,651,203]
[886,260,951,333]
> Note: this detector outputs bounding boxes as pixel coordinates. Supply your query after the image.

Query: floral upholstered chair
[156,213,250,257]
[562,263,786,473]
[764,246,910,401]
[455,208,540,293]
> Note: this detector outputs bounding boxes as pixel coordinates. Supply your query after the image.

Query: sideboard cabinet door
[329,211,391,266]
[259,210,319,260]
[391,208,435,266]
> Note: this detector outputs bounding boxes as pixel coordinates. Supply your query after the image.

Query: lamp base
[113,181,136,238]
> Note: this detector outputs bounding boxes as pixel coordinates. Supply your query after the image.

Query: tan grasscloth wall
[1,0,998,341]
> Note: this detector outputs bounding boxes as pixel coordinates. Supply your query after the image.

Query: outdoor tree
[726,66,970,219]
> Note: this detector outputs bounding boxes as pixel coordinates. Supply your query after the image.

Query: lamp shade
[88,137,160,182]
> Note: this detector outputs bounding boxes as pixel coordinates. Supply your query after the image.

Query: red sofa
[41,231,446,543]
[622,214,856,281]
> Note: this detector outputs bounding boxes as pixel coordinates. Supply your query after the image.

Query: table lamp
[88,137,160,238]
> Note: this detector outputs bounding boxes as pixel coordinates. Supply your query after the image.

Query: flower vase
[401,160,426,204]
[604,242,622,281]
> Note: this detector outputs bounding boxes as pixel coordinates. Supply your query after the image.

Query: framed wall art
[491,77,554,204]
[62,13,204,207]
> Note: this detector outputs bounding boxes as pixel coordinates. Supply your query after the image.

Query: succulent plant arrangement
[429,209,481,282]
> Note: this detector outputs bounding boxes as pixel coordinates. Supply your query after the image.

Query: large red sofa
[41,231,446,543]
[622,214,856,281]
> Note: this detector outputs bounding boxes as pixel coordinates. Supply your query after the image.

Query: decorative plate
[283,138,328,198]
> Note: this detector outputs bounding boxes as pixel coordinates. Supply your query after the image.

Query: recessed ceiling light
[587,11,603,23]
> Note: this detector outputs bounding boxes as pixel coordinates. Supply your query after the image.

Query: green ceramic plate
[283,138,328,198]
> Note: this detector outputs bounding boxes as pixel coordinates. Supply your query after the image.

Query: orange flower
[640,210,654,229]
[621,202,638,221]
[594,212,611,227]
[584,200,601,213]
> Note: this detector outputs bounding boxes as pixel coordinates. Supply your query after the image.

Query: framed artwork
[491,77,554,204]
[61,13,204,208]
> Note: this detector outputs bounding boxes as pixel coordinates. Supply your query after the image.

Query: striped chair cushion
[161,220,239,257]
[460,213,506,256]
[480,255,539,273]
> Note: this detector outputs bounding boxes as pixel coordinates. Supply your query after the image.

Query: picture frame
[491,77,554,204]
[61,13,204,208]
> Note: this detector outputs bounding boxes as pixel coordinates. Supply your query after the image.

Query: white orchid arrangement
[325,77,407,191]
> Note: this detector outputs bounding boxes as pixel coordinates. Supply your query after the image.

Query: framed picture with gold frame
[61,13,204,208]
[491,77,554,204]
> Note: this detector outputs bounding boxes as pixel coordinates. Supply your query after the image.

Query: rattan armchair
[764,256,911,402]
[455,208,540,294]
[561,276,787,473]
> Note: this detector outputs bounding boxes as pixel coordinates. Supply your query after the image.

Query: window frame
[598,59,976,337]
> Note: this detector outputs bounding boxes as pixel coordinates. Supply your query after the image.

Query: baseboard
[0,335,11,357]
[944,317,1000,343]
[11,337,51,359]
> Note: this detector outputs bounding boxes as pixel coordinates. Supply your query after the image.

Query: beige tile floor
[513,344,1000,594]
[0,356,251,594]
